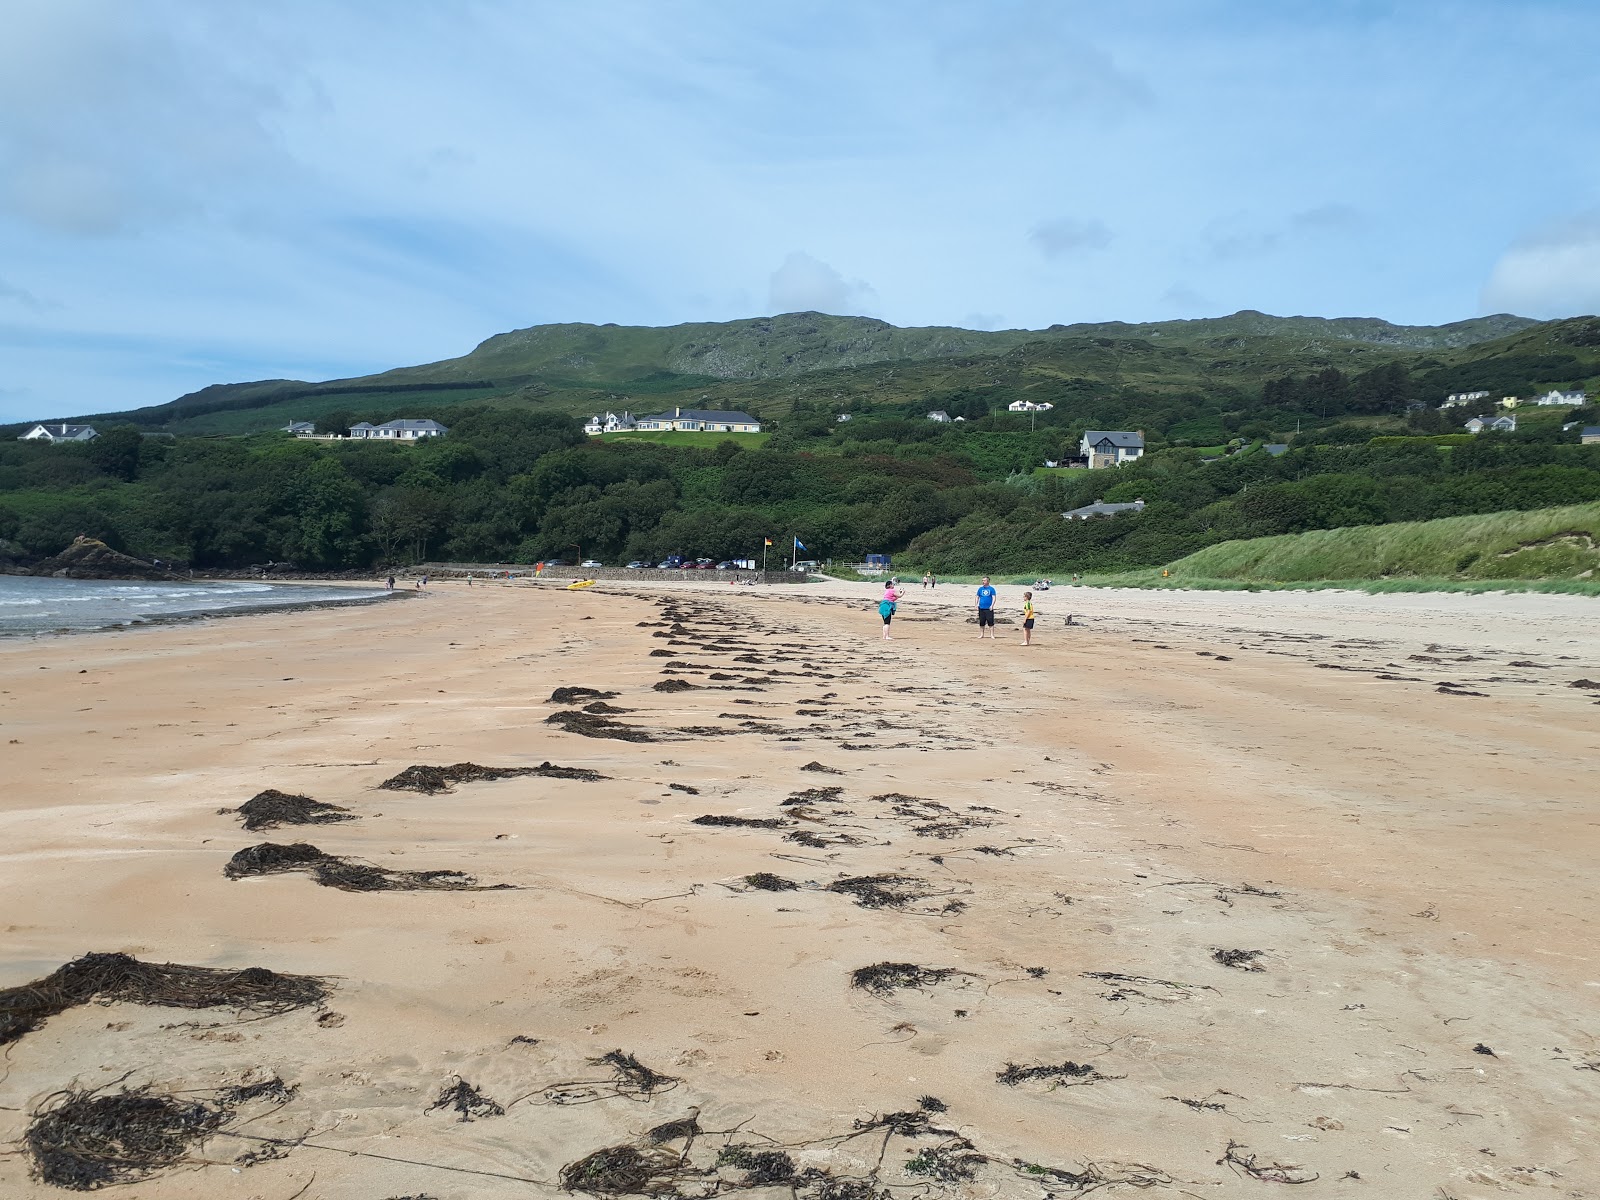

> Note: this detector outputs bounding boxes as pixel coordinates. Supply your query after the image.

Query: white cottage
[17,423,99,443]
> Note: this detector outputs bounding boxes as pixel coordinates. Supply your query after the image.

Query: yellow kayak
[566,579,597,590]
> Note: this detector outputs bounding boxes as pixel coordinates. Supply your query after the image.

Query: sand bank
[1,578,1595,1197]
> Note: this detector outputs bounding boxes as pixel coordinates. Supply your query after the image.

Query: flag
[764,537,773,546]
[794,537,808,551]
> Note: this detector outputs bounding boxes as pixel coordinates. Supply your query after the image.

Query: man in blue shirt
[975,576,997,639]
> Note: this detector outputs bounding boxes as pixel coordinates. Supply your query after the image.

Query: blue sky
[2,0,1599,422]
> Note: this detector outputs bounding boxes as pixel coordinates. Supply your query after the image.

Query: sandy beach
[1,577,1596,1198]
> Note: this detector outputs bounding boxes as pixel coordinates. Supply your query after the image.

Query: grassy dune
[1085,503,1600,596]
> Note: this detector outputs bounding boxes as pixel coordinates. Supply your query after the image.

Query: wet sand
[1,578,1596,1197]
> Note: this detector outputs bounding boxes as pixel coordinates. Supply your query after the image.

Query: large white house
[1464,414,1516,434]
[1532,389,1587,407]
[583,411,637,435]
[17,423,99,443]
[635,407,762,433]
[1079,430,1145,468]
[347,418,449,441]
[1439,390,1490,410]
[1008,400,1054,412]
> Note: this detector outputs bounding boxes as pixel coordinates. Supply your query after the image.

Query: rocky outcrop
[28,536,182,581]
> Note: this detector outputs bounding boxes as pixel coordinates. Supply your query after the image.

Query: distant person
[1020,590,1036,646]
[421,573,429,589]
[922,572,932,589]
[386,575,395,590]
[975,576,997,639]
[929,574,937,589]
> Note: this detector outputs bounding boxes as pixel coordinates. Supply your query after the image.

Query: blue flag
[794,537,808,551]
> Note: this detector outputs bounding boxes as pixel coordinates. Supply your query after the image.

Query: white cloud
[768,252,875,315]
[1481,210,1600,318]
[1029,218,1112,259]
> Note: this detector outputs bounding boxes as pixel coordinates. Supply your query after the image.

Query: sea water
[0,575,395,636]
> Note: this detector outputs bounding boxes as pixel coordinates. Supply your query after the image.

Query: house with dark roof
[281,420,317,435]
[347,418,449,441]
[1063,498,1146,521]
[1582,426,1600,445]
[1464,414,1516,434]
[634,407,762,433]
[17,423,98,443]
[1078,430,1145,468]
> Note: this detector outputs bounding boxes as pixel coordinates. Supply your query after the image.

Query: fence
[412,562,815,586]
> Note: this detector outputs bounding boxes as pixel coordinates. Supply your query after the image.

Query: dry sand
[1,578,1597,1198]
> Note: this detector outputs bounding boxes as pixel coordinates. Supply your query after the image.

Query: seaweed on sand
[1218,1141,1318,1184]
[599,1051,678,1097]
[226,789,354,831]
[996,1061,1121,1089]
[561,1144,685,1196]
[850,963,969,995]
[546,711,659,742]
[653,679,697,692]
[826,875,932,910]
[784,786,844,805]
[427,1077,505,1122]
[801,761,843,774]
[0,951,327,1046]
[223,842,505,892]
[744,873,799,891]
[550,687,620,703]
[1211,948,1267,971]
[785,830,867,849]
[692,815,790,829]
[717,1145,796,1185]
[379,761,608,791]
[24,1078,295,1190]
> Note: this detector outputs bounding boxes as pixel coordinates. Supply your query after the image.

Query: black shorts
[881,613,893,624]
[1023,619,1034,630]
[977,608,995,626]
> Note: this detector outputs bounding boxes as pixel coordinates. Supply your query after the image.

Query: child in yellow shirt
[1021,591,1036,645]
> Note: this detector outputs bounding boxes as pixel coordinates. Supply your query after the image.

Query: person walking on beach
[879,580,900,639]
[922,572,931,589]
[975,576,997,638]
[1020,590,1036,646]
[386,574,395,590]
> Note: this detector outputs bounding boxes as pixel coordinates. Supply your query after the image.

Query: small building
[1582,426,1600,445]
[926,410,951,423]
[1007,400,1055,412]
[281,420,317,436]
[836,413,853,422]
[1064,498,1146,521]
[1079,429,1145,468]
[347,418,449,441]
[583,411,636,436]
[1464,414,1516,434]
[17,423,99,443]
[1440,390,1490,410]
[1263,443,1289,457]
[1533,389,1587,407]
[634,407,762,433]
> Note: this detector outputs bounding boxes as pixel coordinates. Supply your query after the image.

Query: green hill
[54,309,1556,436]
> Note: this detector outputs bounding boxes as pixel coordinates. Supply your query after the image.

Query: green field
[1081,502,1600,595]
[599,430,770,448]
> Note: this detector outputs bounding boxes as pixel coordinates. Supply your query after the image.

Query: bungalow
[17,423,98,443]
[1440,390,1490,410]
[926,410,952,423]
[1079,429,1145,468]
[583,411,636,436]
[634,407,762,433]
[1064,498,1145,520]
[347,418,449,441]
[1464,414,1516,434]
[1582,426,1600,445]
[280,420,317,436]
[1007,400,1055,412]
[836,413,853,422]
[1533,389,1587,407]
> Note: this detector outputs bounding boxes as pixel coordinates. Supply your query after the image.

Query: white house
[1464,414,1516,434]
[1064,498,1146,520]
[1079,430,1145,468]
[1533,389,1587,407]
[1007,400,1055,412]
[347,418,449,441]
[836,413,853,423]
[1440,390,1490,410]
[17,423,98,443]
[583,411,636,436]
[634,407,762,433]
[281,420,317,436]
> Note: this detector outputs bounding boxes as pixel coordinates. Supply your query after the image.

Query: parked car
[543,559,572,568]
[580,560,603,568]
[693,558,715,569]
[625,560,652,569]
[714,561,736,570]
[791,559,820,573]
[659,555,685,569]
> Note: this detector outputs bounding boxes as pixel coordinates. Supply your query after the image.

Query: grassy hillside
[1114,502,1600,590]
[51,309,1570,437]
